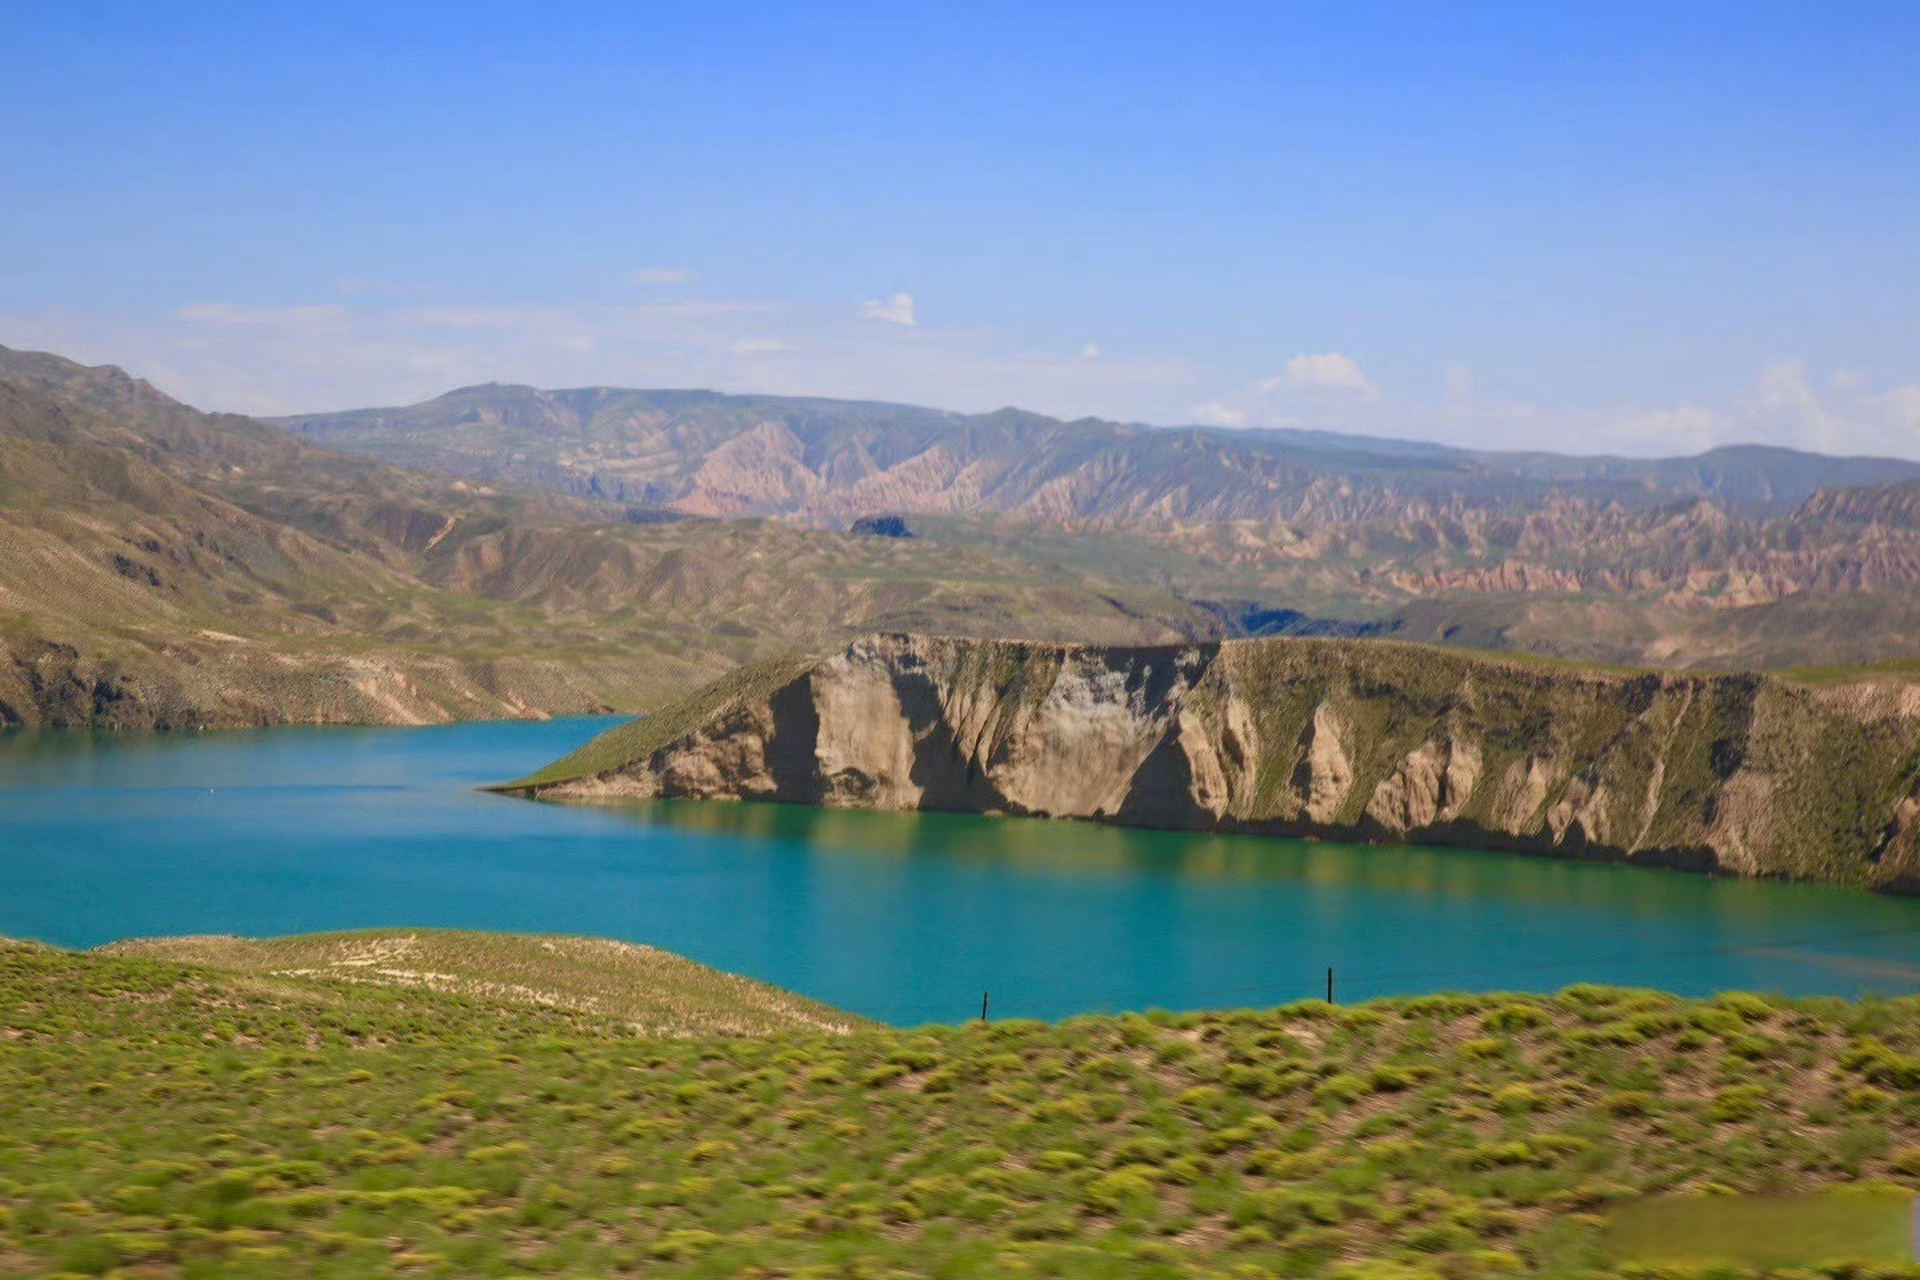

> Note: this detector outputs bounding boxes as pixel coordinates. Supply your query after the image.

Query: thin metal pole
[1326,966,1334,1004]
[980,990,989,1022]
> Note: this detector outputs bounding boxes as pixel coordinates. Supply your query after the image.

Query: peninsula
[505,633,1920,891]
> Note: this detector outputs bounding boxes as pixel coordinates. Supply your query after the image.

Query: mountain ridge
[279,379,1920,522]
[0,347,1218,728]
[8,343,1920,731]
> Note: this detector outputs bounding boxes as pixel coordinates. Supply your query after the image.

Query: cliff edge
[502,634,1920,891]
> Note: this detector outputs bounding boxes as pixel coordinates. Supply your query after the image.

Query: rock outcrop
[505,633,1920,892]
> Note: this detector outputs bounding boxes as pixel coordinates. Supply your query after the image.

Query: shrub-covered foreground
[4,934,1920,1279]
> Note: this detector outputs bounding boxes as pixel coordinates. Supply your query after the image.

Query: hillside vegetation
[0,348,1214,728]
[5,932,1920,1278]
[507,633,1920,891]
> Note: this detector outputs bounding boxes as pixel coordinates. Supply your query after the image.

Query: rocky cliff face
[511,634,1920,892]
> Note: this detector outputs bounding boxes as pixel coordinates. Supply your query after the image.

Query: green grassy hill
[4,932,1920,1278]
[102,930,866,1038]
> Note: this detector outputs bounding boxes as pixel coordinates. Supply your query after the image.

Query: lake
[1,716,1916,1024]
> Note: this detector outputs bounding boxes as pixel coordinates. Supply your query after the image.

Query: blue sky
[2,1,1915,456]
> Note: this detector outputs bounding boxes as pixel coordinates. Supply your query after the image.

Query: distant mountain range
[279,382,1920,522]
[271,378,1920,670]
[0,347,1211,727]
[5,345,1919,731]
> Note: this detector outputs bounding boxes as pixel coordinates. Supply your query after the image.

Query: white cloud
[1869,384,1920,423]
[1543,360,1919,459]
[630,267,697,285]
[1260,351,1375,397]
[1080,343,1101,361]
[860,292,915,327]
[1846,382,1920,457]
[1599,405,1727,455]
[1190,400,1247,428]
[729,338,790,356]
[1748,357,1847,451]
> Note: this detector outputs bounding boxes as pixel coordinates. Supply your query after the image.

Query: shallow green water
[0,718,1915,1023]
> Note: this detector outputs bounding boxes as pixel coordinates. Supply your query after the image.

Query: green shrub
[648,1228,723,1260]
[1714,992,1777,1022]
[1841,1037,1920,1088]
[1315,1074,1369,1105]
[1708,1084,1769,1123]
[1482,1003,1551,1033]
[1083,1167,1157,1213]
[1603,1090,1654,1118]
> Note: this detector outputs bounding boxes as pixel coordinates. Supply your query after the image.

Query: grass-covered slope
[503,633,1920,891]
[102,929,865,1038]
[6,934,1920,1278]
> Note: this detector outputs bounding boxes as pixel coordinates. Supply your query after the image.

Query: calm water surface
[1,717,1916,1023]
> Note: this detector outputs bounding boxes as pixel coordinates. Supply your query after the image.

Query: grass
[6,933,1920,1278]
[102,929,867,1038]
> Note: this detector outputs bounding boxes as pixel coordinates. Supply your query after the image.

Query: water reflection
[581,795,1886,935]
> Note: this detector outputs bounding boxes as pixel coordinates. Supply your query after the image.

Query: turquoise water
[1,717,1916,1024]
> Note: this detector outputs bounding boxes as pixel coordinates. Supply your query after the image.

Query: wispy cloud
[860,292,915,327]
[1190,400,1247,428]
[1470,360,1920,458]
[21,302,1917,461]
[4,293,1193,421]
[630,267,698,285]
[177,302,351,328]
